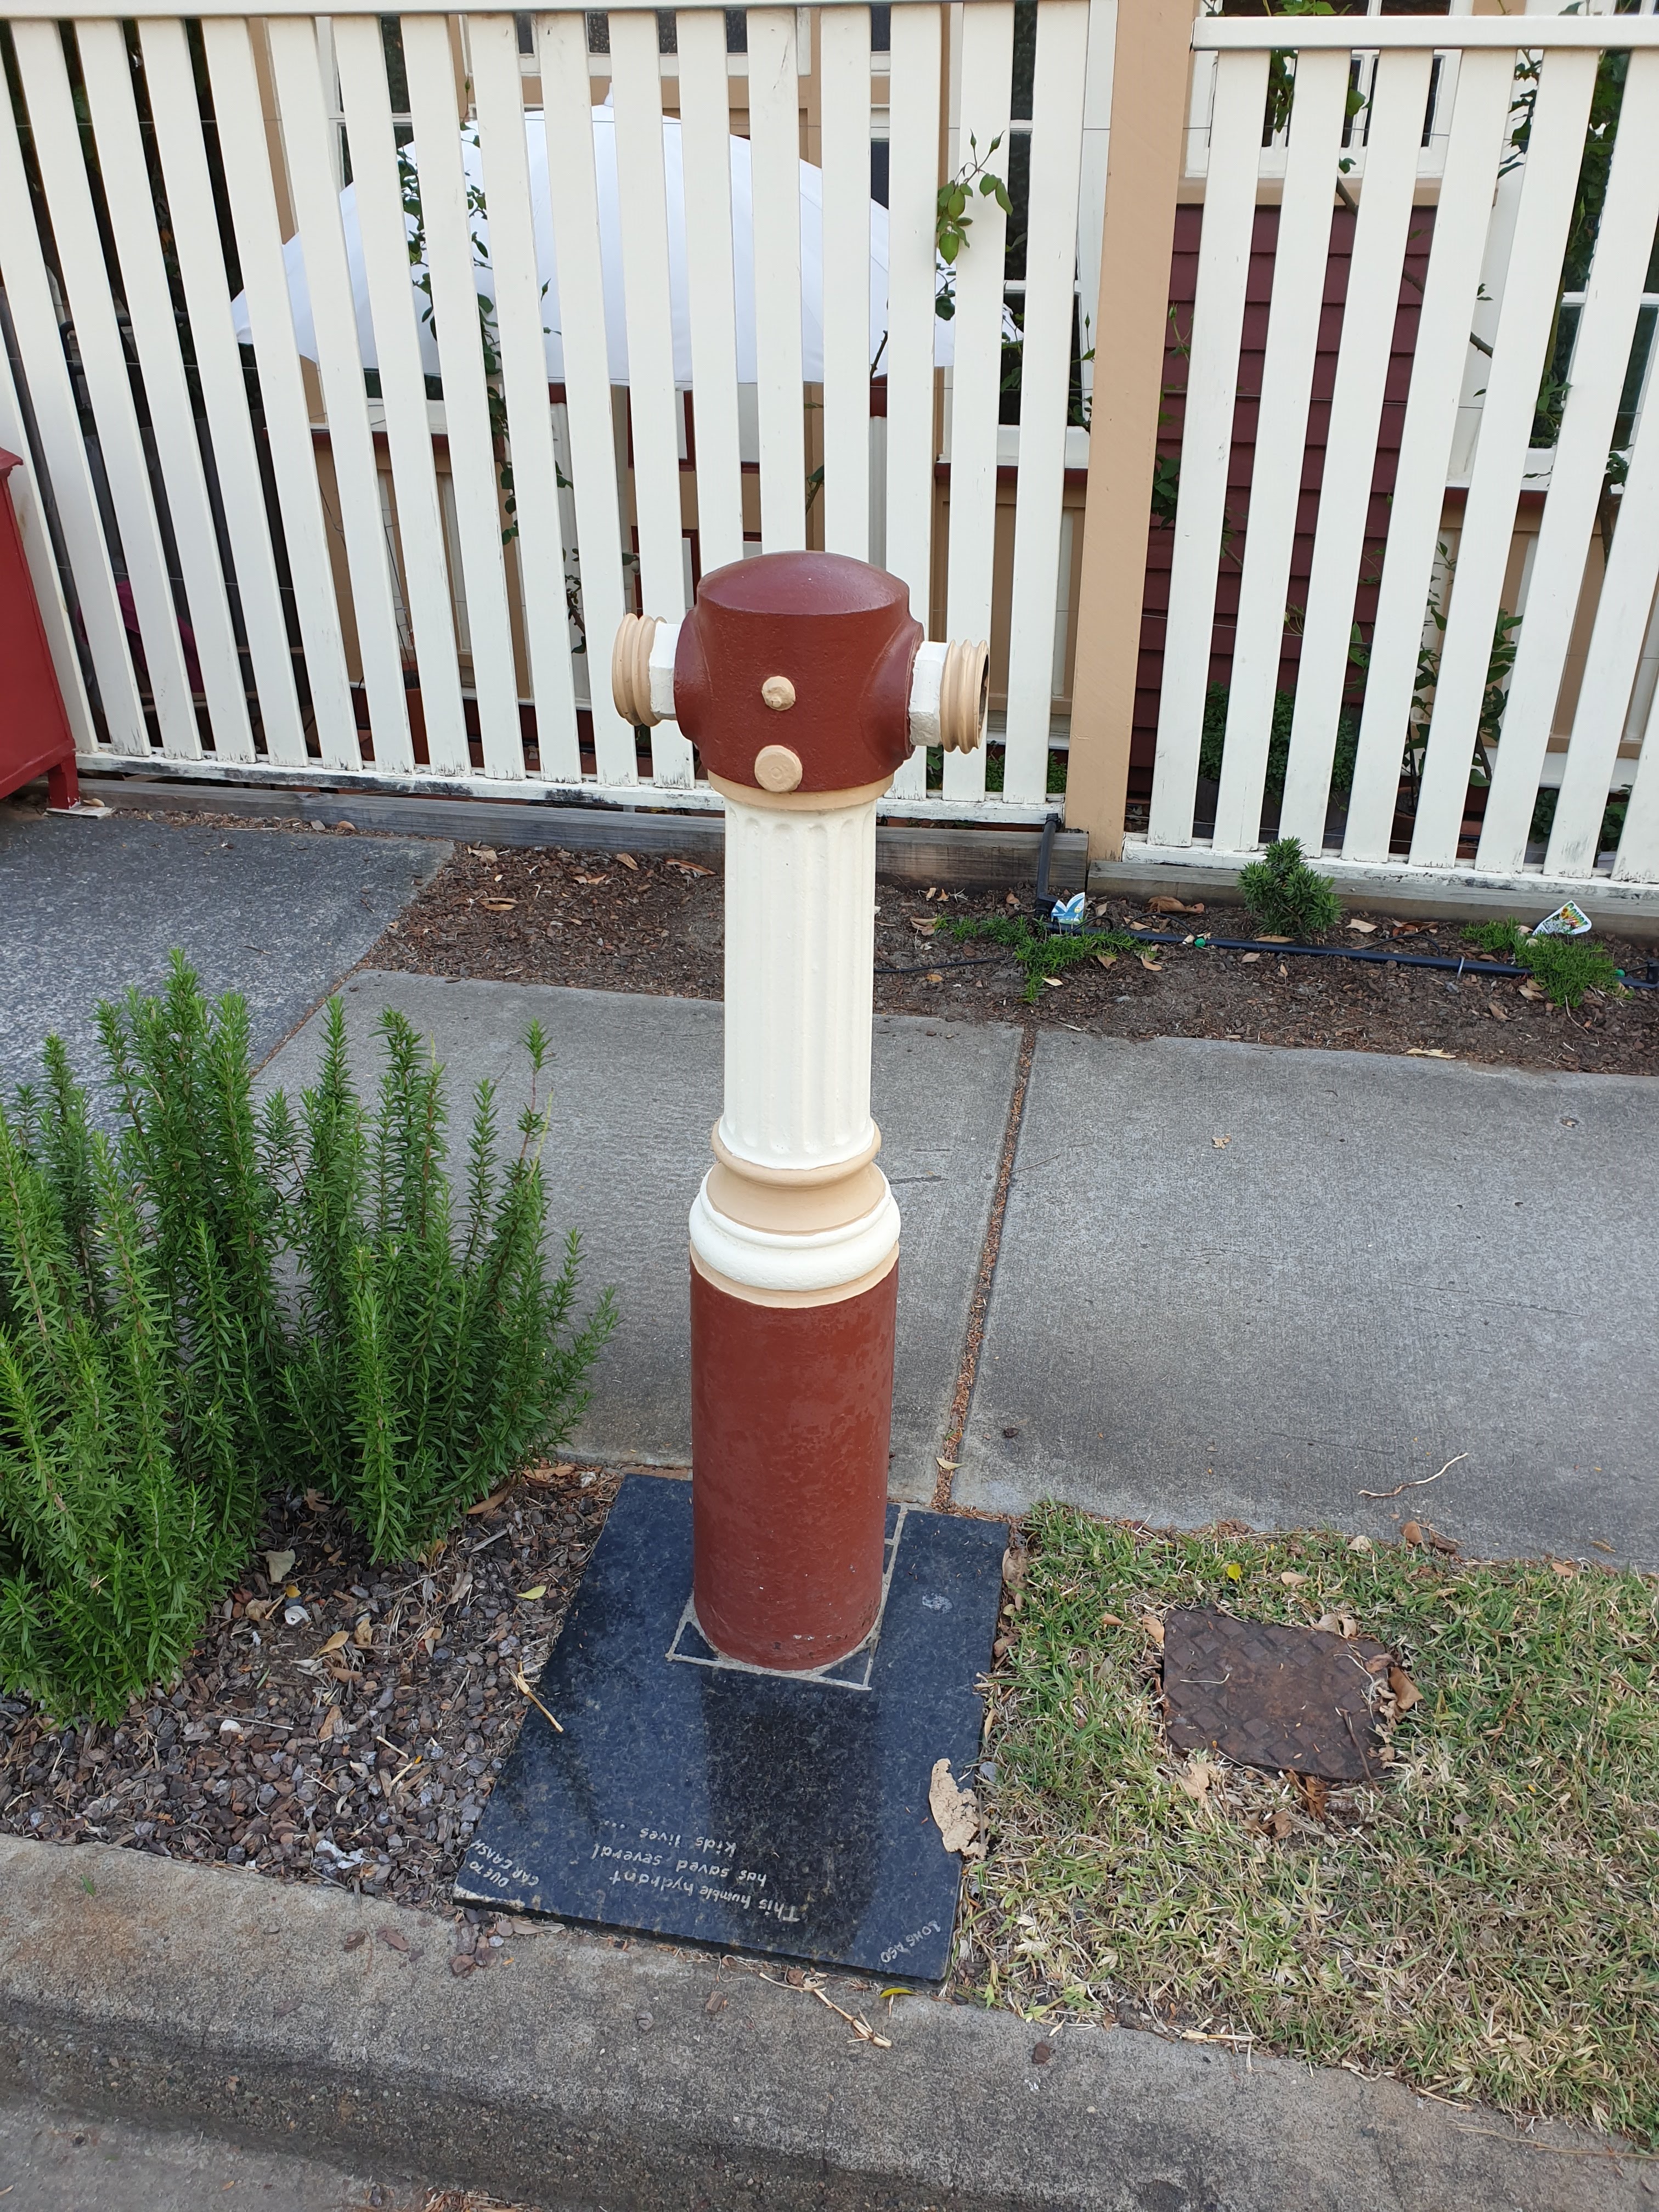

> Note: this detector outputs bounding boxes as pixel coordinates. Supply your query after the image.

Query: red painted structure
[0,451,78,808]
[676,554,920,1672]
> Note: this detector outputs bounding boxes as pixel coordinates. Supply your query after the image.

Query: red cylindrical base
[690,1259,898,1670]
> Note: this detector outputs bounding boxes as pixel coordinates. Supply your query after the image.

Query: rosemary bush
[0,962,280,1722]
[267,1003,614,1563]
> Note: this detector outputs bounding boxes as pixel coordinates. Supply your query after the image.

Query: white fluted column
[689,778,900,1302]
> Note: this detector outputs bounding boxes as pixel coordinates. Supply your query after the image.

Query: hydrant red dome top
[672,551,922,794]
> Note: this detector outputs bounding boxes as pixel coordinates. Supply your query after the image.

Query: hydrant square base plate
[456,1472,1006,1980]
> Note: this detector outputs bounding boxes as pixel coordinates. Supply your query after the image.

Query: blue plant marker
[1051,892,1087,934]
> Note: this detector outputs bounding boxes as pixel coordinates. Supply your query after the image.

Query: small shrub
[1464,918,1528,961]
[1237,838,1341,940]
[1521,935,1623,1009]
[266,1003,615,1563]
[1462,919,1624,1008]
[941,911,1142,1001]
[0,966,276,1722]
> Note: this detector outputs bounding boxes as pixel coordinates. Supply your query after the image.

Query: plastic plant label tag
[1050,892,1087,934]
[1532,900,1592,938]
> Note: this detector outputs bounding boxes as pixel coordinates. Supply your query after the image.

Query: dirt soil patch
[350,836,1658,1077]
[0,1463,619,1927]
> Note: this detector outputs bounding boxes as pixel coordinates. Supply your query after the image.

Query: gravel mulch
[357,837,1659,1077]
[0,1463,623,1936]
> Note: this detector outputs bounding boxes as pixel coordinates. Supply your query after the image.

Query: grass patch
[1462,921,1626,1008]
[940,912,1144,1001]
[963,1505,1659,2145]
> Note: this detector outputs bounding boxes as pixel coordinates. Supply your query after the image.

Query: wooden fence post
[1064,0,1196,865]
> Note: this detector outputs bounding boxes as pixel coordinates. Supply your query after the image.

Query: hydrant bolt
[760,675,797,712]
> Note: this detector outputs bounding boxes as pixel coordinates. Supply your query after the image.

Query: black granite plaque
[456,1473,1005,1980]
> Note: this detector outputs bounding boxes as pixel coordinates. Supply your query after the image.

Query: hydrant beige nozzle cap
[907,639,988,755]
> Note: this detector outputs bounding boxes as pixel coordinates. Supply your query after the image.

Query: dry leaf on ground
[616,853,639,870]
[1138,1611,1165,1648]
[265,1550,296,1584]
[929,1758,985,1858]
[1173,1754,1214,1803]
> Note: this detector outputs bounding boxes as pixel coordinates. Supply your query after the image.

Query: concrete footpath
[956,1032,1659,1564]
[0,810,446,1095]
[3,1837,1647,2212]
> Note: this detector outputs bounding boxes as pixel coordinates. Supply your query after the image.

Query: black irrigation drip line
[874,930,1659,988]
[1119,928,1659,989]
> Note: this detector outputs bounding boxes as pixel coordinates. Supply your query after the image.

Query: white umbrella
[231,108,963,384]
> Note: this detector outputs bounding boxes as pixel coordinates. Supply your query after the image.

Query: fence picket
[941,0,1013,805]
[200,18,361,769]
[747,7,807,553]
[0,346,98,755]
[1002,0,1088,803]
[77,21,256,764]
[1553,333,1659,879]
[882,0,942,800]
[1408,49,1599,868]
[12,21,200,758]
[1479,50,1659,872]
[1210,49,1348,854]
[331,14,470,776]
[470,14,583,781]
[534,10,634,785]
[819,3,872,561]
[1073,0,1117,427]
[139,19,309,766]
[1278,50,1434,850]
[266,15,414,769]
[0,58,148,754]
[400,15,527,778]
[1341,49,1511,863]
[1610,618,1659,884]
[1146,48,1268,847]
[610,8,695,783]
[676,8,746,575]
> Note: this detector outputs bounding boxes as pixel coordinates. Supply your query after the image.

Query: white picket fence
[5,1,1659,891]
[1145,10,1659,887]
[0,0,1108,823]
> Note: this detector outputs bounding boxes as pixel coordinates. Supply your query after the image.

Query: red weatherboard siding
[1132,201,1437,769]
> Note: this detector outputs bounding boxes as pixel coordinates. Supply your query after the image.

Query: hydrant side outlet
[673,552,921,795]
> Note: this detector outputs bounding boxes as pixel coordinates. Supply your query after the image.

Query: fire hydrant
[614,554,985,1671]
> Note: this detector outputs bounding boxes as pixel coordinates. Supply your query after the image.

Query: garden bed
[0,1463,620,1918]
[353,836,1658,1077]
[962,1506,1659,2147]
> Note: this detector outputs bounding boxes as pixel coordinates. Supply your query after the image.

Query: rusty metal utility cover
[1163,1608,1391,1781]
